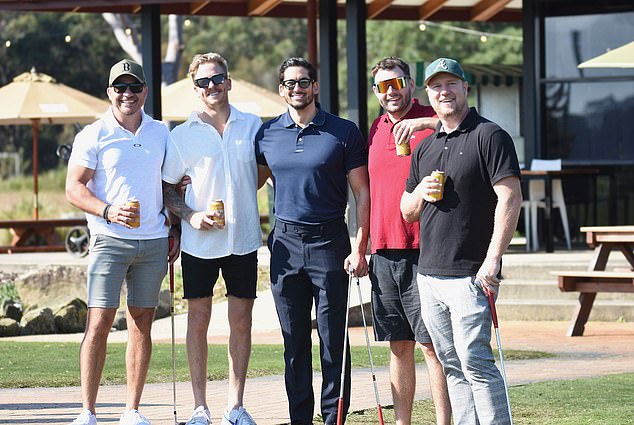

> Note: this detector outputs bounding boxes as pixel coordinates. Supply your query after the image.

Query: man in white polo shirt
[162,52,261,425]
[66,59,177,425]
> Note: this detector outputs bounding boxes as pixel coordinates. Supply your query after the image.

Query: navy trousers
[269,219,352,425]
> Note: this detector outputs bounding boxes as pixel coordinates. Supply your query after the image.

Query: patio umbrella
[0,68,109,219]
[578,40,634,68]
[161,76,287,121]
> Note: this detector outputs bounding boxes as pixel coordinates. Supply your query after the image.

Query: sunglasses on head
[111,82,145,94]
[282,78,313,90]
[194,73,227,89]
[373,76,408,94]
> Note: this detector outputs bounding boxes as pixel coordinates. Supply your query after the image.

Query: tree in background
[0,11,521,174]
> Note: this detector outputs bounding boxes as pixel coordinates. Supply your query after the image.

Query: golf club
[168,238,187,425]
[354,275,385,425]
[336,267,354,425]
[487,289,514,425]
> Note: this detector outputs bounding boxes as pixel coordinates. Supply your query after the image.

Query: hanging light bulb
[64,34,72,43]
[5,40,11,48]
[480,34,488,43]
[418,23,427,32]
[184,18,191,27]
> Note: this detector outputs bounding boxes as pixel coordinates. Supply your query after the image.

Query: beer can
[209,199,225,226]
[396,140,411,157]
[429,170,445,201]
[127,198,140,228]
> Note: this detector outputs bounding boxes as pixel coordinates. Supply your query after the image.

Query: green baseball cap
[108,59,146,86]
[424,58,466,86]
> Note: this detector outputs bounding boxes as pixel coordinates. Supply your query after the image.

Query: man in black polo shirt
[255,57,369,425]
[401,58,522,424]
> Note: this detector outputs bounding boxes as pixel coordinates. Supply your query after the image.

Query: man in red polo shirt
[368,57,450,425]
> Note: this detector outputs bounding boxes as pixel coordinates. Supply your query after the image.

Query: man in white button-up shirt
[162,52,261,425]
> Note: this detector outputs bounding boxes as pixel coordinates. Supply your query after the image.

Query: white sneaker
[71,409,97,425]
[221,406,256,425]
[185,405,212,425]
[119,409,151,425]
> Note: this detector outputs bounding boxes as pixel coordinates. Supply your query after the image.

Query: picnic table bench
[550,225,634,336]
[0,218,87,253]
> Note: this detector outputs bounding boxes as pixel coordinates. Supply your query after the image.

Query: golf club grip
[168,237,175,292]
[487,291,499,328]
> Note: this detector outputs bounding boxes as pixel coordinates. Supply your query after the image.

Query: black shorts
[369,249,431,343]
[181,251,258,299]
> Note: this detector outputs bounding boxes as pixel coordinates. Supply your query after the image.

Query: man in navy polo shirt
[401,58,522,424]
[255,57,369,425]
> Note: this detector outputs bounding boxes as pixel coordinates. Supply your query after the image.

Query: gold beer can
[127,199,140,228]
[396,140,411,157]
[430,170,445,201]
[209,199,225,226]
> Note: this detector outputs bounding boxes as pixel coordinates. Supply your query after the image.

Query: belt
[277,219,344,237]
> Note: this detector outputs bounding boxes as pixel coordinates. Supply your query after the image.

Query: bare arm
[65,164,135,228]
[344,165,370,277]
[393,117,439,146]
[257,164,272,189]
[400,175,442,223]
[162,181,223,231]
[476,176,523,293]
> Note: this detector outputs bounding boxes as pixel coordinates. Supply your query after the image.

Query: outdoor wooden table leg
[566,244,610,337]
[544,174,554,253]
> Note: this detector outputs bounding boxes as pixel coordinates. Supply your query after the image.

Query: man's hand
[418,175,443,203]
[393,117,438,147]
[187,210,225,231]
[476,257,501,295]
[106,203,139,228]
[344,252,368,278]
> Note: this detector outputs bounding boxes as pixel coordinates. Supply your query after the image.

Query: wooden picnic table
[552,225,634,336]
[0,218,87,253]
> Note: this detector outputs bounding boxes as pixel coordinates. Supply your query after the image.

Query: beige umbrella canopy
[162,76,287,121]
[0,68,110,218]
[578,41,634,68]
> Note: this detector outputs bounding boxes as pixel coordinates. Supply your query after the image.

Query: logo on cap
[439,59,448,70]
[123,62,130,72]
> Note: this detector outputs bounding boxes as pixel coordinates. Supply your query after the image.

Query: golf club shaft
[487,291,514,425]
[355,276,385,425]
[336,270,354,425]
[168,238,179,425]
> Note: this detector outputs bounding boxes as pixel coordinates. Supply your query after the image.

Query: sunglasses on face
[111,82,145,94]
[373,76,408,94]
[194,73,227,89]
[282,78,313,90]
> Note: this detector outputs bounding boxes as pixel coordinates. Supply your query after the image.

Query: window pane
[545,81,634,161]
[545,12,634,79]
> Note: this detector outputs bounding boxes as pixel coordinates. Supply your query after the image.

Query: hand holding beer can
[209,199,225,227]
[429,170,445,201]
[127,198,140,228]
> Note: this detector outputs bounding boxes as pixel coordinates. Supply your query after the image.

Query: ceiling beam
[248,0,283,16]
[367,0,393,19]
[418,0,447,20]
[190,1,211,14]
[470,0,512,21]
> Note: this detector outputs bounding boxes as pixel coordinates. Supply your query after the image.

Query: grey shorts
[369,249,431,343]
[87,234,168,308]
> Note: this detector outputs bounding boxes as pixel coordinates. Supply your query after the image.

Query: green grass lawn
[347,373,634,424]
[0,341,550,388]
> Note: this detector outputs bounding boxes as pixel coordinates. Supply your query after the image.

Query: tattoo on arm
[163,182,194,222]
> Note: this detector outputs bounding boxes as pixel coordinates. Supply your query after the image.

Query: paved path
[2,320,633,425]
